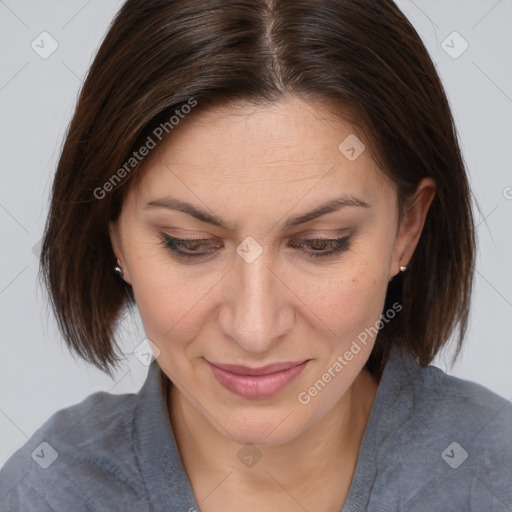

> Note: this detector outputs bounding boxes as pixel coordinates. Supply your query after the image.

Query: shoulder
[410,361,512,446]
[384,348,512,443]
[0,389,149,512]
[373,350,512,510]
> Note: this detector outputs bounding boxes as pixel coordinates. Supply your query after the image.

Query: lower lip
[207,361,309,399]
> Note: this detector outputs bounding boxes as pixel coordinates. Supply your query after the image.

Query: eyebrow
[145,195,370,231]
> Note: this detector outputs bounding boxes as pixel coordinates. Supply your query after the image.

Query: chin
[217,407,308,447]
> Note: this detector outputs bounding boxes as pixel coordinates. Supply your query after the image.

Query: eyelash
[159,233,352,261]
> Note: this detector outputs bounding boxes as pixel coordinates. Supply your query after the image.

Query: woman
[1,0,510,510]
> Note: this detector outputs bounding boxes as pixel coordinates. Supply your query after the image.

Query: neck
[168,368,379,510]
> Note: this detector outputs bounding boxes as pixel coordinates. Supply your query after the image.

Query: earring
[389,265,408,282]
[114,258,124,279]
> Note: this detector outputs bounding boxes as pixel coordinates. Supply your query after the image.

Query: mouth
[208,360,309,375]
[206,359,310,398]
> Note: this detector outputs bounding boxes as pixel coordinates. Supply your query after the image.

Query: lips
[206,359,310,398]
[208,360,308,376]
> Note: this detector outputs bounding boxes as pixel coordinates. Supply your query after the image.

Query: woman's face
[111,95,433,445]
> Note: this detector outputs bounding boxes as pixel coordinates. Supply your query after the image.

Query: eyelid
[296,229,350,238]
[159,227,350,238]
[157,229,352,246]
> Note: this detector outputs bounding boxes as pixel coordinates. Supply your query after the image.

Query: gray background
[0,0,511,467]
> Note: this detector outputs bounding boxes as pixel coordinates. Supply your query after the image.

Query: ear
[390,177,436,278]
[109,220,132,285]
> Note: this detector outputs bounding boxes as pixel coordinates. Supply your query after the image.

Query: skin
[110,94,436,511]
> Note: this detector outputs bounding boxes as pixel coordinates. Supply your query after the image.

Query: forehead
[126,95,394,213]
[154,96,362,171]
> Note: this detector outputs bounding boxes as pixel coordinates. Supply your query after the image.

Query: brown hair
[40,0,476,379]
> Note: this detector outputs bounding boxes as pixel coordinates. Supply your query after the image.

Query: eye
[289,236,352,259]
[159,233,352,261]
[159,233,219,260]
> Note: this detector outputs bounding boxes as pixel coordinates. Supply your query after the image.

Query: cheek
[125,241,209,346]
[289,255,389,334]
[132,273,207,346]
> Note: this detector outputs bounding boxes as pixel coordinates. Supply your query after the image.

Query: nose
[216,244,294,353]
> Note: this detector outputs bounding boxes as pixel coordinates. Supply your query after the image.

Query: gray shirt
[1,345,511,511]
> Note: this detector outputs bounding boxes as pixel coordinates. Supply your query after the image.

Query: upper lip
[208,360,308,376]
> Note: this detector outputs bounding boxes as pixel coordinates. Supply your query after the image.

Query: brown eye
[160,233,352,261]
[160,233,220,260]
[289,236,352,259]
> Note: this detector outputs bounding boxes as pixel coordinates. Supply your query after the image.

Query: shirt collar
[134,359,200,511]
